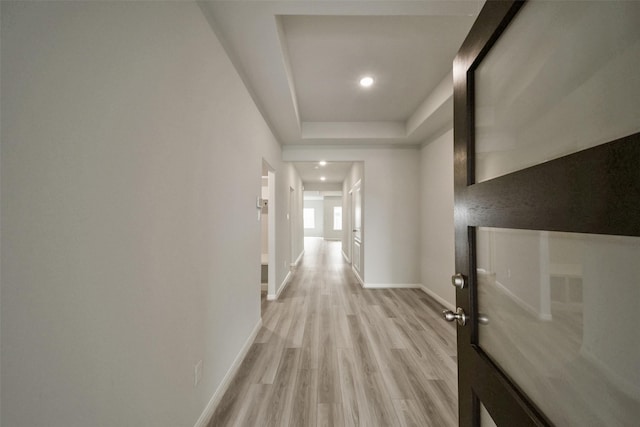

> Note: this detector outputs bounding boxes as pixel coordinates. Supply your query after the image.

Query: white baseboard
[194,318,263,427]
[267,252,302,301]
[363,283,421,289]
[419,285,456,311]
[268,270,293,301]
[277,271,292,297]
[352,268,421,290]
[352,266,364,287]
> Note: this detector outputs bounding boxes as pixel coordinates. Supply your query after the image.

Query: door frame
[263,162,277,300]
[288,186,295,268]
[453,1,640,425]
[349,179,363,283]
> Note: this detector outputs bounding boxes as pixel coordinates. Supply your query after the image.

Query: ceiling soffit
[199,1,480,146]
[281,15,468,122]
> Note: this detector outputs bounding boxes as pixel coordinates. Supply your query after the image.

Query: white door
[350,180,363,280]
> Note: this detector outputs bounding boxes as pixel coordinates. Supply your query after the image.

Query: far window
[303,208,315,229]
[333,206,342,231]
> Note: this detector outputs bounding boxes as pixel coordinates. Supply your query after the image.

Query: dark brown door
[451,1,640,426]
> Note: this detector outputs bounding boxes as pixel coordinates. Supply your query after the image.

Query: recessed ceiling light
[319,160,327,166]
[320,176,326,181]
[359,76,374,88]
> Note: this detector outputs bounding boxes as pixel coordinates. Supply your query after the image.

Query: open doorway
[261,160,276,313]
[260,171,268,306]
[292,160,355,266]
[349,179,363,283]
[303,190,343,252]
[288,186,295,269]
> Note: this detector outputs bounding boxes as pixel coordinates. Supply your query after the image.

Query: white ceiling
[283,14,472,123]
[199,1,481,150]
[200,1,480,185]
[304,191,344,201]
[294,161,353,186]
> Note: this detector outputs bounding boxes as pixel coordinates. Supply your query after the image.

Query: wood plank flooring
[208,238,458,427]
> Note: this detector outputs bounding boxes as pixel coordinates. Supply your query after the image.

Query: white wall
[304,182,341,192]
[275,163,304,293]
[302,196,342,240]
[303,199,324,238]
[364,150,420,286]
[285,147,421,286]
[0,2,302,426]
[420,129,456,308]
[323,196,342,241]
[276,165,304,270]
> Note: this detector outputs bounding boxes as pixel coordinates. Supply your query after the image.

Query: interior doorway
[260,171,268,300]
[303,190,343,249]
[261,160,276,312]
[350,179,363,283]
[288,186,295,269]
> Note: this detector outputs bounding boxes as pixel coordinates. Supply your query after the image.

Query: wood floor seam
[208,239,458,427]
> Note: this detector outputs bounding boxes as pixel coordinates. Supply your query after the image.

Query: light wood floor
[208,238,458,426]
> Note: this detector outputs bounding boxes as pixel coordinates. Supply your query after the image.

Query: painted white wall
[276,164,304,270]
[419,129,456,307]
[304,182,341,192]
[364,150,420,286]
[285,147,420,286]
[0,2,302,426]
[303,199,324,238]
[323,196,342,241]
[275,163,304,294]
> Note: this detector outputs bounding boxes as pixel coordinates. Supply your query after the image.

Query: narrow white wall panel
[420,129,456,307]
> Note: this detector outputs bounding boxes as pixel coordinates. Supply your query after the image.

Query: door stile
[454,1,528,426]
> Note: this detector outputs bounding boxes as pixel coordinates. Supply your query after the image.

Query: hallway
[209,238,458,426]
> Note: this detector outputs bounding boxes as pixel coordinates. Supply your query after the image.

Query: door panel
[453,0,640,425]
[351,180,363,277]
[474,0,640,183]
[477,228,640,426]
